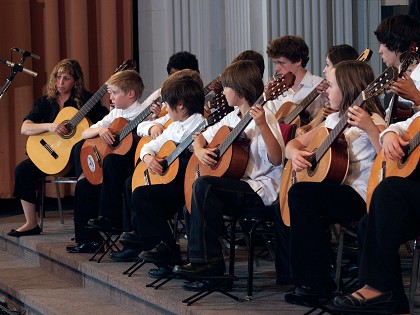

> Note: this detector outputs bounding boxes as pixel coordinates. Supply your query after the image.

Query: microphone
[12,47,40,60]
[0,58,38,77]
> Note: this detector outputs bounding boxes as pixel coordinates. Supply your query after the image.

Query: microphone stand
[0,55,28,100]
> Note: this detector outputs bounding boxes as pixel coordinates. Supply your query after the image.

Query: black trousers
[359,176,420,314]
[132,175,185,252]
[274,208,292,285]
[73,145,136,242]
[73,178,101,243]
[186,176,266,263]
[288,182,366,287]
[14,141,83,203]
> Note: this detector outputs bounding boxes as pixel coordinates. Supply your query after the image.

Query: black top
[24,90,109,124]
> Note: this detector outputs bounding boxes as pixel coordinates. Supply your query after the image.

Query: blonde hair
[45,59,84,108]
[106,70,144,99]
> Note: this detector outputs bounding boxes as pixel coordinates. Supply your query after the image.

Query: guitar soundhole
[111,135,120,148]
[61,120,76,139]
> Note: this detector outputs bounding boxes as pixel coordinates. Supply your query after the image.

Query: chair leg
[54,181,64,224]
[409,240,419,314]
[40,179,46,232]
[334,227,345,292]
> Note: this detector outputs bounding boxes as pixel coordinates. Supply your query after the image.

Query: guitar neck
[218,94,266,157]
[284,84,322,124]
[313,93,364,164]
[165,120,207,167]
[118,96,163,141]
[70,84,108,126]
[407,131,420,157]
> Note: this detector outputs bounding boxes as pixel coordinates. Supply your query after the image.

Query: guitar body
[275,101,301,127]
[80,117,133,185]
[26,107,90,175]
[131,140,179,191]
[296,127,349,184]
[134,137,152,167]
[279,160,294,226]
[366,117,420,211]
[279,127,349,226]
[184,125,250,213]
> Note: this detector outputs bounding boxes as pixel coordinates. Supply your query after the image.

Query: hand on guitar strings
[290,149,313,172]
[98,127,116,145]
[195,146,218,166]
[390,72,420,104]
[149,125,164,139]
[347,106,375,132]
[52,123,71,136]
[150,101,163,119]
[249,104,267,127]
[381,131,409,162]
[316,81,330,99]
[143,154,164,174]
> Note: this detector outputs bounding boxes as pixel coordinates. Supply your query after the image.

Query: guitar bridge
[92,145,103,167]
[144,169,150,185]
[194,164,200,180]
[40,139,58,159]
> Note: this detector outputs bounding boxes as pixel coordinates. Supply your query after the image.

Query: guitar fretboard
[69,84,108,127]
[283,84,322,124]
[116,96,163,142]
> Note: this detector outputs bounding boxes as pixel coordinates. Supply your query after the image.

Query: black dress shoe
[173,261,226,277]
[148,266,172,278]
[182,280,232,292]
[66,242,101,253]
[333,291,393,310]
[7,225,41,237]
[110,247,140,262]
[139,241,179,264]
[88,216,116,230]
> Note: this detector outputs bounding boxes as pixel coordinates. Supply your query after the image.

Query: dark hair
[220,60,263,106]
[231,50,265,77]
[374,14,420,53]
[166,51,199,74]
[266,36,310,68]
[334,60,384,118]
[161,71,204,116]
[326,45,359,65]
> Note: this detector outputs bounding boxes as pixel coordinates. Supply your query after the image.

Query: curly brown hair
[45,59,85,108]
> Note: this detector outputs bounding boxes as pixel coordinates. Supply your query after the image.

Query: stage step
[0,213,309,315]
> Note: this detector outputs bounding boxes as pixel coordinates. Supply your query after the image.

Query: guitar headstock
[206,104,233,126]
[114,59,137,74]
[357,48,373,63]
[264,71,295,101]
[399,42,419,76]
[207,92,228,110]
[363,66,398,100]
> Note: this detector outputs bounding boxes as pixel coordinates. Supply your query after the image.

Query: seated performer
[130,70,205,265]
[283,61,386,306]
[9,59,108,237]
[67,70,146,253]
[334,110,420,314]
[170,60,284,291]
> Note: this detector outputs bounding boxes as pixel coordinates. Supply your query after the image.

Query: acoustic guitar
[26,60,136,175]
[273,47,375,128]
[131,103,232,191]
[279,66,398,226]
[184,72,296,213]
[366,116,420,211]
[80,96,164,185]
[385,42,418,125]
[133,92,228,167]
[306,49,373,132]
